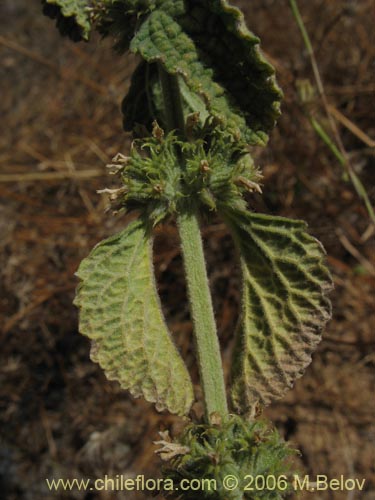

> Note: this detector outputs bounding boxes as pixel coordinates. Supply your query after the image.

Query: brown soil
[0,1,374,499]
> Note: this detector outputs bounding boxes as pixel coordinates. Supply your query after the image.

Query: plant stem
[178,211,229,421]
[158,63,228,421]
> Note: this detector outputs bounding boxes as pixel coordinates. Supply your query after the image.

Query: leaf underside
[129,0,282,144]
[74,220,194,416]
[43,0,91,40]
[122,62,164,133]
[227,210,333,412]
[122,62,212,135]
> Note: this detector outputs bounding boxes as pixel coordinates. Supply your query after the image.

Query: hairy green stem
[158,63,228,421]
[178,211,229,420]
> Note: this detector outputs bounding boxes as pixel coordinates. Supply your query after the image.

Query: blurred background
[0,0,374,498]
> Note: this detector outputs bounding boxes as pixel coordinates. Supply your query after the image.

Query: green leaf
[226,209,333,412]
[121,62,159,132]
[74,220,194,415]
[122,62,210,135]
[42,0,92,40]
[129,1,282,145]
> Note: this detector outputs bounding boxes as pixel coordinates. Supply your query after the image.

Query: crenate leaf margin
[225,208,333,414]
[129,1,282,145]
[74,219,194,416]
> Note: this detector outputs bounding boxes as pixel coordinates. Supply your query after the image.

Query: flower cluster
[159,415,297,500]
[102,123,262,225]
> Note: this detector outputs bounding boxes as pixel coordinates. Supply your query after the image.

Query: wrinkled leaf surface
[74,220,194,415]
[227,210,333,412]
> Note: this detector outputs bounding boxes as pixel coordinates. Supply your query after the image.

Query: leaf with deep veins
[130,0,282,144]
[226,209,333,412]
[74,220,194,415]
[42,0,282,142]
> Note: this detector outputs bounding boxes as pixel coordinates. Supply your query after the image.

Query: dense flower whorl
[102,125,262,225]
[158,415,297,500]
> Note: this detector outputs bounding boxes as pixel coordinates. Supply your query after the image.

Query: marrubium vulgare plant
[42,1,333,498]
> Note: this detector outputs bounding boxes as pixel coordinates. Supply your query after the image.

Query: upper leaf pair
[127,0,282,144]
[43,0,282,145]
